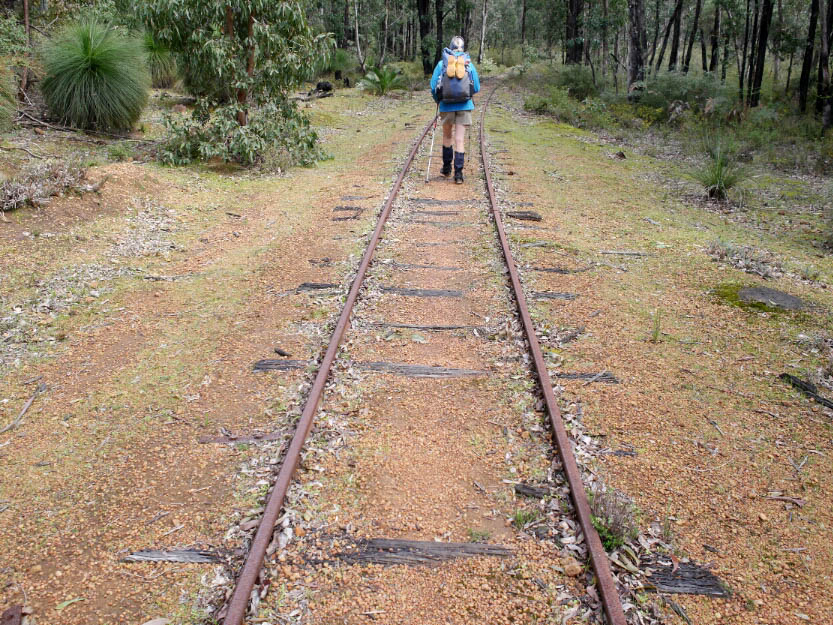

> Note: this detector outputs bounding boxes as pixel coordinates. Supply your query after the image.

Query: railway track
[219,85,628,625]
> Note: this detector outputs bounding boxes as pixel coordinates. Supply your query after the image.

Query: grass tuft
[690,129,747,200]
[41,20,150,131]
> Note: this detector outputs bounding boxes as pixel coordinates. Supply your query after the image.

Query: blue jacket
[430,49,480,112]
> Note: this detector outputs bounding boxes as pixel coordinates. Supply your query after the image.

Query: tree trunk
[709,3,720,72]
[818,0,833,113]
[746,0,760,104]
[418,0,432,73]
[435,0,444,66]
[667,0,683,71]
[521,0,527,45]
[700,29,707,71]
[236,10,254,126]
[648,0,661,67]
[821,0,833,130]
[655,0,682,74]
[683,0,702,73]
[566,0,584,64]
[341,0,349,46]
[785,48,794,94]
[379,0,389,66]
[821,0,832,131]
[354,0,367,73]
[721,31,729,81]
[627,0,646,92]
[478,0,488,64]
[602,0,609,77]
[19,0,30,96]
[749,0,773,107]
[739,0,751,100]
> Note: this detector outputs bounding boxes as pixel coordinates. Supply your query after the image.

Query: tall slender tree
[628,0,647,92]
[682,0,702,72]
[749,0,774,106]
[566,0,584,63]
[799,0,820,112]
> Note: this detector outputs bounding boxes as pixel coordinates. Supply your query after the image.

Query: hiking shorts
[440,110,472,126]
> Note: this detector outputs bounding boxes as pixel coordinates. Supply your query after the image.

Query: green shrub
[554,65,598,101]
[41,20,150,132]
[0,64,15,132]
[161,99,323,167]
[478,56,498,75]
[143,31,177,88]
[107,142,133,161]
[325,48,352,75]
[640,71,729,119]
[357,66,406,96]
[524,87,579,124]
[0,13,26,57]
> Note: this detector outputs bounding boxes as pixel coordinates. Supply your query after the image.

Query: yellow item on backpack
[455,57,466,79]
[446,55,457,78]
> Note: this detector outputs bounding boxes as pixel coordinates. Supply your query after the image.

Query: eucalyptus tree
[137,0,333,165]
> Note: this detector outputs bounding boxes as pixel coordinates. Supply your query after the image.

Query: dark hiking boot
[440,146,453,177]
[454,151,465,184]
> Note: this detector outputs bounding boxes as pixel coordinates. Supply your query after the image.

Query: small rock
[294,526,306,537]
[758,513,768,522]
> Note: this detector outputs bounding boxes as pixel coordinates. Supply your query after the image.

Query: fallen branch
[0,384,45,435]
[0,144,44,159]
[598,250,653,257]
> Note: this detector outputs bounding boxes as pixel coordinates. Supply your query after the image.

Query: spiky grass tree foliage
[357,67,406,96]
[41,20,150,132]
[143,31,177,88]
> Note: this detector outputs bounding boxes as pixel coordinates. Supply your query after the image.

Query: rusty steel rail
[221,115,436,625]
[479,88,628,625]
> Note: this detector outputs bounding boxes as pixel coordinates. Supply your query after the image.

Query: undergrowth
[0,160,87,213]
[588,488,638,551]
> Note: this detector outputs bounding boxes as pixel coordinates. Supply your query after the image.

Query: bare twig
[707,419,724,436]
[0,384,45,435]
[583,370,608,386]
[0,144,44,159]
[766,496,806,507]
[160,524,185,537]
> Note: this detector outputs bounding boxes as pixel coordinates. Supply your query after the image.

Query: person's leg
[454,123,466,153]
[441,120,453,176]
[453,120,467,183]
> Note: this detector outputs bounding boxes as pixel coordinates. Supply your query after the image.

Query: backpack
[438,49,473,104]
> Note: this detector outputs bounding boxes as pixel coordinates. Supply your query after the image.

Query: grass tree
[357,67,407,95]
[138,1,334,165]
[40,20,149,132]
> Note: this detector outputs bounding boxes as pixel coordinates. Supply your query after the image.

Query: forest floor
[0,80,831,625]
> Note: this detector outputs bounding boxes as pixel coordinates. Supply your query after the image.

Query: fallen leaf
[411,333,427,344]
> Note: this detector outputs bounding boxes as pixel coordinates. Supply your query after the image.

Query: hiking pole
[425,103,439,183]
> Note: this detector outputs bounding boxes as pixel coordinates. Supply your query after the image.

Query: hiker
[430,36,480,184]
